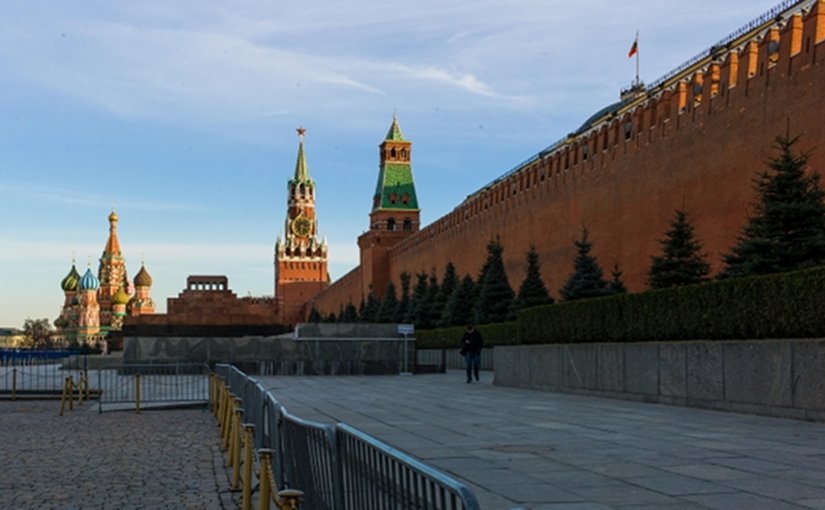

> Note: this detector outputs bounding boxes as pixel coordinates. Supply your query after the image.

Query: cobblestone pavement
[0,400,238,510]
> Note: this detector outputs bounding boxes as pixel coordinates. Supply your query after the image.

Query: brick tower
[275,128,330,324]
[358,114,421,299]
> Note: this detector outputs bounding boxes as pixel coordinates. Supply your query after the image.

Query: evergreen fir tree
[337,304,345,323]
[443,275,476,327]
[513,246,553,312]
[559,228,612,301]
[419,271,441,329]
[648,209,710,288]
[607,263,627,294]
[341,301,358,323]
[721,135,825,278]
[360,287,380,323]
[474,239,515,324]
[307,306,321,323]
[407,272,429,327]
[375,281,399,323]
[325,312,337,323]
[435,263,458,327]
[395,272,412,324]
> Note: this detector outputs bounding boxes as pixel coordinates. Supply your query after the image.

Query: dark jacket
[461,328,484,354]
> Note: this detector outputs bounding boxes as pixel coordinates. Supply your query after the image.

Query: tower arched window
[389,192,398,204]
[403,218,412,231]
[391,148,397,158]
[400,148,407,160]
[401,192,410,204]
[387,218,396,231]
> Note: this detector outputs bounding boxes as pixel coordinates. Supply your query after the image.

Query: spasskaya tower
[274,128,329,324]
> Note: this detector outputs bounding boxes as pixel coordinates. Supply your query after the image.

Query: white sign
[397,324,415,335]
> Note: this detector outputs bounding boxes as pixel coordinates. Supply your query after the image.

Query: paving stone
[0,400,236,509]
[257,370,825,508]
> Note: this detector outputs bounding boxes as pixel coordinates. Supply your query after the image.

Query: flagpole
[635,30,640,87]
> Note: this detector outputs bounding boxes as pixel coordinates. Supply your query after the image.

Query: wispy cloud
[388,64,503,99]
[0,183,208,213]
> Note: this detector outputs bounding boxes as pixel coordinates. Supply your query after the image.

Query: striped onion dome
[61,264,80,292]
[78,268,100,291]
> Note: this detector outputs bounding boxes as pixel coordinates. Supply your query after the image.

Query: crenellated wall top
[464,0,823,205]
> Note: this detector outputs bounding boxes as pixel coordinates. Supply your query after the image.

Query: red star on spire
[296,127,306,137]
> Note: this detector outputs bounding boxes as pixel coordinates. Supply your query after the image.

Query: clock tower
[274,128,330,324]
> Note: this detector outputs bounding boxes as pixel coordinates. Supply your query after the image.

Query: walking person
[460,324,483,383]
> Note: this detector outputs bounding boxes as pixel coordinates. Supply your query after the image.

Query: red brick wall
[311,267,362,316]
[315,7,825,315]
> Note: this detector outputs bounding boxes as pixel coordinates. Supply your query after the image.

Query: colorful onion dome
[134,264,153,287]
[78,268,100,291]
[61,264,80,292]
[113,287,131,305]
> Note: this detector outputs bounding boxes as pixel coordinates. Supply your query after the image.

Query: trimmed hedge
[416,265,825,347]
[416,322,518,349]
[519,265,825,343]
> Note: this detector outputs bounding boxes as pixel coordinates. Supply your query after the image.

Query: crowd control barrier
[1,351,84,398]
[96,363,210,413]
[212,363,480,510]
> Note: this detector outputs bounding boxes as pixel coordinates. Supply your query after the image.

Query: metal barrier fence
[337,424,479,510]
[0,352,86,397]
[212,363,479,510]
[96,363,209,413]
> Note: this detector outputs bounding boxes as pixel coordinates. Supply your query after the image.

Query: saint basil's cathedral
[54,210,155,348]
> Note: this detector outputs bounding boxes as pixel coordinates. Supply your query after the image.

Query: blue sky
[0,1,782,328]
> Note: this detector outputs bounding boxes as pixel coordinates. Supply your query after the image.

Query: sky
[0,0,785,328]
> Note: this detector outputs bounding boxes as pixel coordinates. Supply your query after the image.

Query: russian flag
[628,33,638,58]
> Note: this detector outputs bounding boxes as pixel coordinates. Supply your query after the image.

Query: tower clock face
[292,216,312,238]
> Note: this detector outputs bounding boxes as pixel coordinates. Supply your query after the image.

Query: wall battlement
[313,1,825,316]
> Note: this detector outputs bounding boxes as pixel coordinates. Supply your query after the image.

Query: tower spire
[385,112,406,141]
[104,209,121,255]
[374,113,417,212]
[293,127,310,183]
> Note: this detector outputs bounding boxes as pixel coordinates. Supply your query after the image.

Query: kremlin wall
[310,0,825,318]
[80,0,825,334]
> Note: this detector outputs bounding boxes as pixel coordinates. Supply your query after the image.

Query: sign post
[397,324,415,375]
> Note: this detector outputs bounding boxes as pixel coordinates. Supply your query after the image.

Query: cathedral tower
[54,261,81,343]
[77,267,101,340]
[128,263,156,316]
[275,128,330,324]
[357,114,421,299]
[97,210,127,328]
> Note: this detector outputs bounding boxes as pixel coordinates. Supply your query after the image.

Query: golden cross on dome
[296,127,306,138]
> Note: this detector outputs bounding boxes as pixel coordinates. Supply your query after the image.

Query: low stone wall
[123,335,415,375]
[494,339,825,421]
[416,348,495,372]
